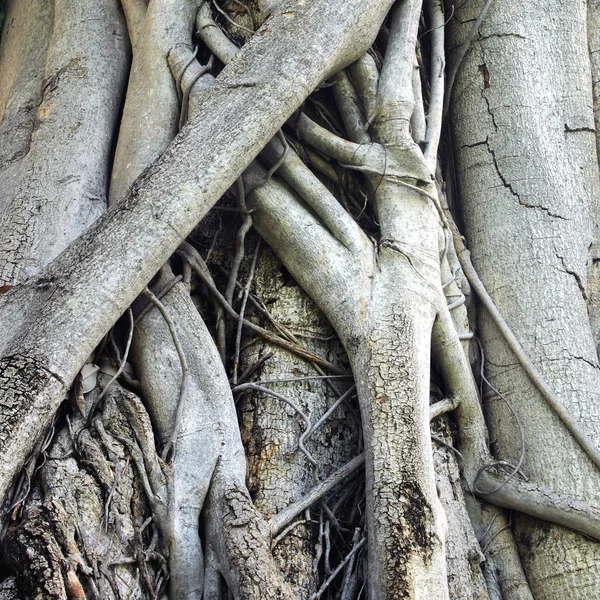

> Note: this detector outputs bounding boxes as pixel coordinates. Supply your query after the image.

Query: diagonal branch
[259,136,365,252]
[0,0,395,510]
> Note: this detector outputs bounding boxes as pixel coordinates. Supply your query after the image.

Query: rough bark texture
[2,0,599,597]
[239,247,358,597]
[248,133,451,599]
[431,418,488,600]
[586,0,600,348]
[0,0,394,511]
[0,0,129,285]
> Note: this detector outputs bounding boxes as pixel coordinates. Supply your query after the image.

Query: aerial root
[433,305,600,543]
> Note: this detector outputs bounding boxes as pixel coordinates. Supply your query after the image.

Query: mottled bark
[1,0,599,598]
[239,247,358,596]
[0,0,129,285]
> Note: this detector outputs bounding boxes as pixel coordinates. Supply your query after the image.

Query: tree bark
[449,0,600,597]
[0,0,393,511]
[2,0,599,597]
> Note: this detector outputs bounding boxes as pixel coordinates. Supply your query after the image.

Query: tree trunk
[449,0,600,597]
[2,0,600,598]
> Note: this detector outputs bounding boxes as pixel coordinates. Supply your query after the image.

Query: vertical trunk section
[431,418,489,600]
[0,0,53,185]
[585,0,600,348]
[0,0,130,285]
[449,1,600,597]
[239,247,358,596]
[349,273,448,600]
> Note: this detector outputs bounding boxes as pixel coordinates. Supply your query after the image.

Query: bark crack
[485,138,567,220]
[564,123,596,134]
[480,86,498,130]
[477,33,527,41]
[569,353,600,370]
[477,45,497,130]
[556,254,587,300]
[460,138,488,149]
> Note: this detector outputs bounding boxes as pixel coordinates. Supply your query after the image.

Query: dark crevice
[556,254,588,301]
[460,138,489,150]
[564,123,596,134]
[570,354,600,370]
[484,138,567,220]
[478,33,526,41]
[480,87,498,131]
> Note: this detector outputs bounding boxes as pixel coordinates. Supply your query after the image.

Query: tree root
[133,274,298,598]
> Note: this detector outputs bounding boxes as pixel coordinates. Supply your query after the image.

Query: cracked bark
[0,0,394,511]
[450,0,600,597]
[2,0,599,598]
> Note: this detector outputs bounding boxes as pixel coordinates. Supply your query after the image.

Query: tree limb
[0,0,395,512]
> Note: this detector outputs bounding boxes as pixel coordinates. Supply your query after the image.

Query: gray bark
[1,0,599,598]
[238,247,358,597]
[0,0,130,285]
[0,0,392,511]
[449,0,600,597]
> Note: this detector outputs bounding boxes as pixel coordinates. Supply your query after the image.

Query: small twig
[442,269,456,289]
[236,353,273,384]
[429,396,459,420]
[431,434,464,466]
[323,520,332,575]
[420,3,455,38]
[233,239,261,384]
[271,517,309,549]
[302,386,356,446]
[233,383,316,470]
[340,528,361,599]
[212,0,255,34]
[134,275,182,325]
[447,294,466,310]
[175,44,198,103]
[453,235,600,471]
[179,56,214,130]
[269,453,366,535]
[228,0,253,20]
[482,521,512,554]
[320,501,341,533]
[9,470,30,513]
[104,455,131,531]
[98,308,134,402]
[196,1,240,64]
[245,130,289,194]
[310,535,367,600]
[473,372,526,496]
[205,210,222,263]
[251,375,352,385]
[142,288,189,462]
[225,178,254,308]
[314,510,325,572]
[308,97,346,138]
[179,243,346,373]
[384,176,448,230]
[479,512,499,550]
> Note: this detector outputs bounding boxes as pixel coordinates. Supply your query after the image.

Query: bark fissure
[2,0,599,598]
[484,138,568,220]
